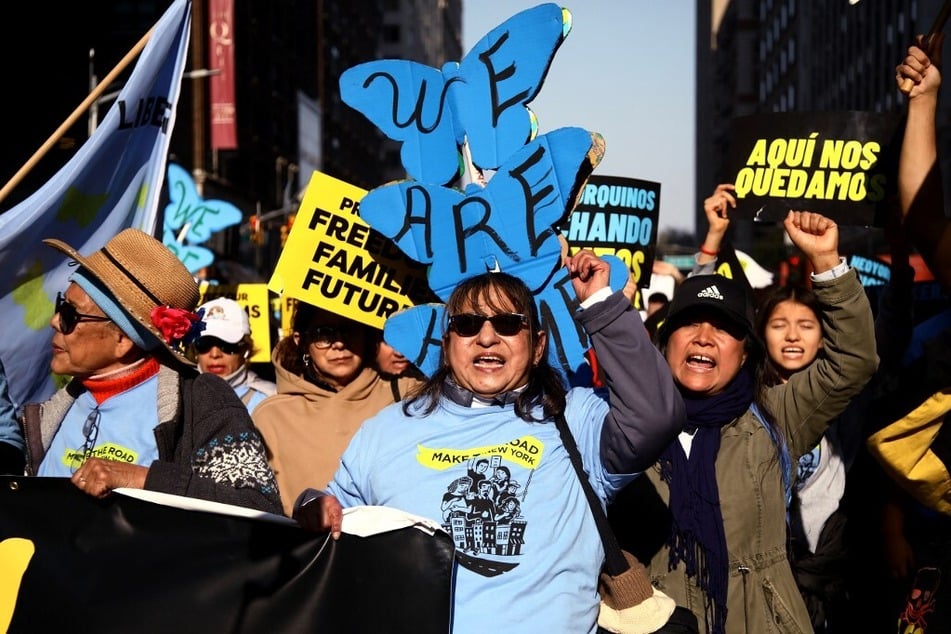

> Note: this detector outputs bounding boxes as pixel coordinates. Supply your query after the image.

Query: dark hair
[403,272,567,421]
[755,284,821,387]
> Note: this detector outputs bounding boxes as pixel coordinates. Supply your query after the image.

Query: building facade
[696,0,951,264]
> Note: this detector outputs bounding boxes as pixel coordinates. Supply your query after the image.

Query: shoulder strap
[553,412,629,576]
[749,402,792,508]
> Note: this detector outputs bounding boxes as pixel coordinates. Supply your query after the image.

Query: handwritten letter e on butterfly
[339,3,572,187]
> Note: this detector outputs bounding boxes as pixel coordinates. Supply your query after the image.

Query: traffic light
[280,213,296,247]
[249,214,264,245]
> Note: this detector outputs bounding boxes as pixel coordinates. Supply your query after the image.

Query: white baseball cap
[197,297,250,344]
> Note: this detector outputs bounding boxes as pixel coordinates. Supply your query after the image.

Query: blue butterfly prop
[163,163,242,245]
[340,3,572,186]
[162,229,215,274]
[360,127,594,300]
[361,127,630,379]
[382,256,631,380]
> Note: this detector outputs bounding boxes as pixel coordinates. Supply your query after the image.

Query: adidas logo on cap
[696,285,724,301]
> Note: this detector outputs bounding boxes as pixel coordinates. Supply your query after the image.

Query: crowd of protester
[3,33,951,634]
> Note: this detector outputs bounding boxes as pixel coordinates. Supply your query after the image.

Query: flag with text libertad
[0,0,192,406]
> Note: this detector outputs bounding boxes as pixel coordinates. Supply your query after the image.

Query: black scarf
[660,367,754,634]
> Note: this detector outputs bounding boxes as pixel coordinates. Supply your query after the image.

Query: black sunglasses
[55,292,111,335]
[195,337,243,355]
[307,325,358,349]
[447,313,527,337]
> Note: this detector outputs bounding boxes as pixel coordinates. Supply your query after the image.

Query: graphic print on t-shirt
[420,435,544,577]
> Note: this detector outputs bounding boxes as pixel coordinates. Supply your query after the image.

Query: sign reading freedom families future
[561,174,660,306]
[268,171,431,330]
[724,111,903,226]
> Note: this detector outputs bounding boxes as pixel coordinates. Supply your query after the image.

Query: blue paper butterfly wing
[162,228,215,274]
[360,180,463,269]
[383,303,446,379]
[533,253,634,380]
[452,126,593,291]
[182,199,242,244]
[449,3,572,171]
[162,163,242,244]
[340,60,463,186]
[163,163,199,233]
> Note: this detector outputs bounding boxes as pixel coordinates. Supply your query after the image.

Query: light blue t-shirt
[327,388,634,634]
[236,386,269,414]
[37,379,161,476]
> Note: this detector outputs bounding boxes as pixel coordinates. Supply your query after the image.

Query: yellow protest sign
[279,294,302,340]
[268,171,430,329]
[198,283,272,363]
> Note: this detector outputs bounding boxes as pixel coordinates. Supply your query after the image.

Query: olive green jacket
[644,269,877,633]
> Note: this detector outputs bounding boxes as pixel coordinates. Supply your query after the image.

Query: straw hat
[44,228,201,365]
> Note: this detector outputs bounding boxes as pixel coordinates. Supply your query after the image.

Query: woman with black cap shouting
[638,210,878,634]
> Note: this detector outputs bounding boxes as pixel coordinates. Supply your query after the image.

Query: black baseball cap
[657,274,755,344]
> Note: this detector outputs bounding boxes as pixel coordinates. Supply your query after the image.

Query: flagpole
[0,25,157,207]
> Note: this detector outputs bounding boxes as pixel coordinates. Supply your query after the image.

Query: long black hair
[403,272,567,422]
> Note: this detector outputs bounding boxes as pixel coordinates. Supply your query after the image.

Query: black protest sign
[561,174,661,294]
[724,111,904,226]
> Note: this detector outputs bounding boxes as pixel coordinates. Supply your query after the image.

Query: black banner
[0,477,454,633]
[724,111,904,226]
[561,174,662,300]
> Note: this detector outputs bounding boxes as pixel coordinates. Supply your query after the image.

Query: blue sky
[462,0,696,235]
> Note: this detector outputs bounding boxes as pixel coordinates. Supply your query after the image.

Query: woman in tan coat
[252,302,421,516]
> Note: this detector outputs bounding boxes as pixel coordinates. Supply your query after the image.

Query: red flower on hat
[150,306,205,346]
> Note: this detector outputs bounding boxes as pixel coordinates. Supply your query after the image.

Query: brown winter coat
[252,352,421,516]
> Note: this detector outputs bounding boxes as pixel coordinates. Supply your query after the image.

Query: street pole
[88,49,98,138]
[191,0,207,196]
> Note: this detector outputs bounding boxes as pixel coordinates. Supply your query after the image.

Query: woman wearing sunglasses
[293,250,686,633]
[190,298,275,414]
[19,229,282,515]
[251,301,423,516]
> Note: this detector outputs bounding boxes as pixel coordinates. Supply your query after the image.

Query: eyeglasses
[71,408,101,472]
[55,292,112,335]
[308,325,358,349]
[195,337,243,355]
[447,313,527,337]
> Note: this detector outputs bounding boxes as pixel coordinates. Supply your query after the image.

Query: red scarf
[81,358,161,405]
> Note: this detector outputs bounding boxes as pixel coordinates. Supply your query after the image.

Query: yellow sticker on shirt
[417,436,545,471]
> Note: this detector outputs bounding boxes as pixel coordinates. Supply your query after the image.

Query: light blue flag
[0,0,192,406]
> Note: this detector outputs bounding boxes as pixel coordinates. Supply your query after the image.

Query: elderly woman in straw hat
[18,228,282,515]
